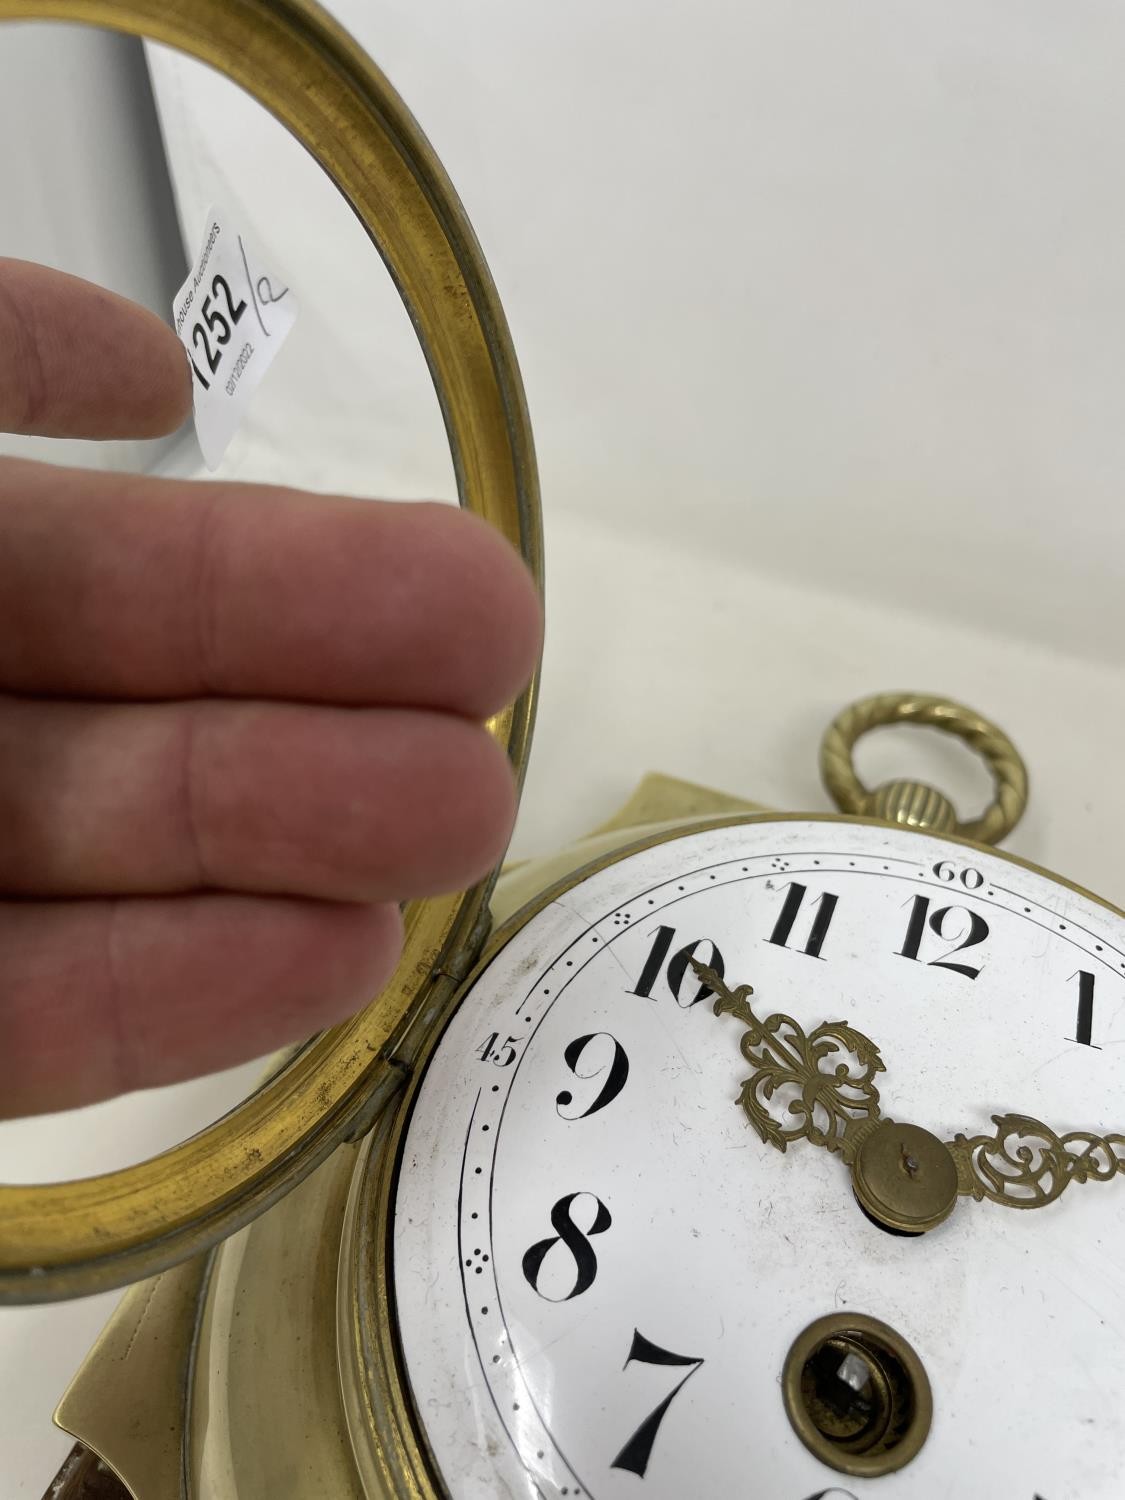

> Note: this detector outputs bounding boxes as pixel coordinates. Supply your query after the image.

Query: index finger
[0,461,542,716]
[0,259,191,438]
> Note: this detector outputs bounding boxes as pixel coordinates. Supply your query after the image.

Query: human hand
[0,260,542,1117]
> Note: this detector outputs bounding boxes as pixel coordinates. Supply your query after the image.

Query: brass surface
[697,963,887,1162]
[782,1313,933,1477]
[48,702,1125,1497]
[342,1100,437,1500]
[946,1113,1125,1211]
[852,1121,959,1235]
[54,1254,212,1498]
[185,1143,366,1498]
[582,772,766,837]
[820,692,1028,844]
[58,802,1125,1496]
[0,0,541,1303]
[56,778,759,1500]
[867,778,957,835]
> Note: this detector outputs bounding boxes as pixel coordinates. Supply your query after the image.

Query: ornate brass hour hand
[694,960,1125,1234]
[692,961,888,1166]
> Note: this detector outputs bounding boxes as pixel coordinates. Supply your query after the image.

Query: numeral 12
[897,896,989,980]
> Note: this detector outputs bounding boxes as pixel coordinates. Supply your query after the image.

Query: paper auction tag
[172,206,297,469]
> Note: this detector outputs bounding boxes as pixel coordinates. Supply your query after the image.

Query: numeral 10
[630,925,725,1006]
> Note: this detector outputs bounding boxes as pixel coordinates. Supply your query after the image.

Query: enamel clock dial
[393,818,1125,1500]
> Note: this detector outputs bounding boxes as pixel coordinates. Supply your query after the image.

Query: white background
[2,3,1125,1493]
[0,22,184,476]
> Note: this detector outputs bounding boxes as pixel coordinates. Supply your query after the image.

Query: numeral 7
[611,1328,704,1478]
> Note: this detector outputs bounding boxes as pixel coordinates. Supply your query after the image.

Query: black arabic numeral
[1070,970,1097,1047]
[630,925,725,1006]
[212,272,247,326]
[610,1328,704,1479]
[521,1192,611,1301]
[630,924,675,997]
[767,882,839,959]
[932,859,984,890]
[557,1033,630,1119]
[667,937,724,1005]
[476,1032,519,1067]
[802,1491,860,1500]
[898,893,928,961]
[897,895,988,980]
[201,292,231,347]
[191,321,221,374]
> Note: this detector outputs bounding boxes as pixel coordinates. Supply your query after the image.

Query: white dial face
[393,820,1125,1500]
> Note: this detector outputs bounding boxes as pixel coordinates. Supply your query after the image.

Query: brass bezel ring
[782,1311,934,1478]
[820,692,1028,846]
[0,0,541,1303]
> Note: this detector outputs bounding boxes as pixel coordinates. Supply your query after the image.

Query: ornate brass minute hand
[694,959,1125,1234]
[944,1115,1125,1211]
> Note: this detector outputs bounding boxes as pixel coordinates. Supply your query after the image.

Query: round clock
[351,698,1123,1500]
[2,7,1120,1500]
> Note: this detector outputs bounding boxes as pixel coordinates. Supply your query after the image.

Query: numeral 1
[1069,970,1099,1048]
[631,925,676,999]
[611,1329,704,1478]
[767,883,839,959]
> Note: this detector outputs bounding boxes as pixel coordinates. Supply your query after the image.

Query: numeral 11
[767,883,838,959]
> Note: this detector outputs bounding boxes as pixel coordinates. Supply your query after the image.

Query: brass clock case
[0,0,541,1303]
[50,699,1123,1496]
[340,812,1125,1497]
